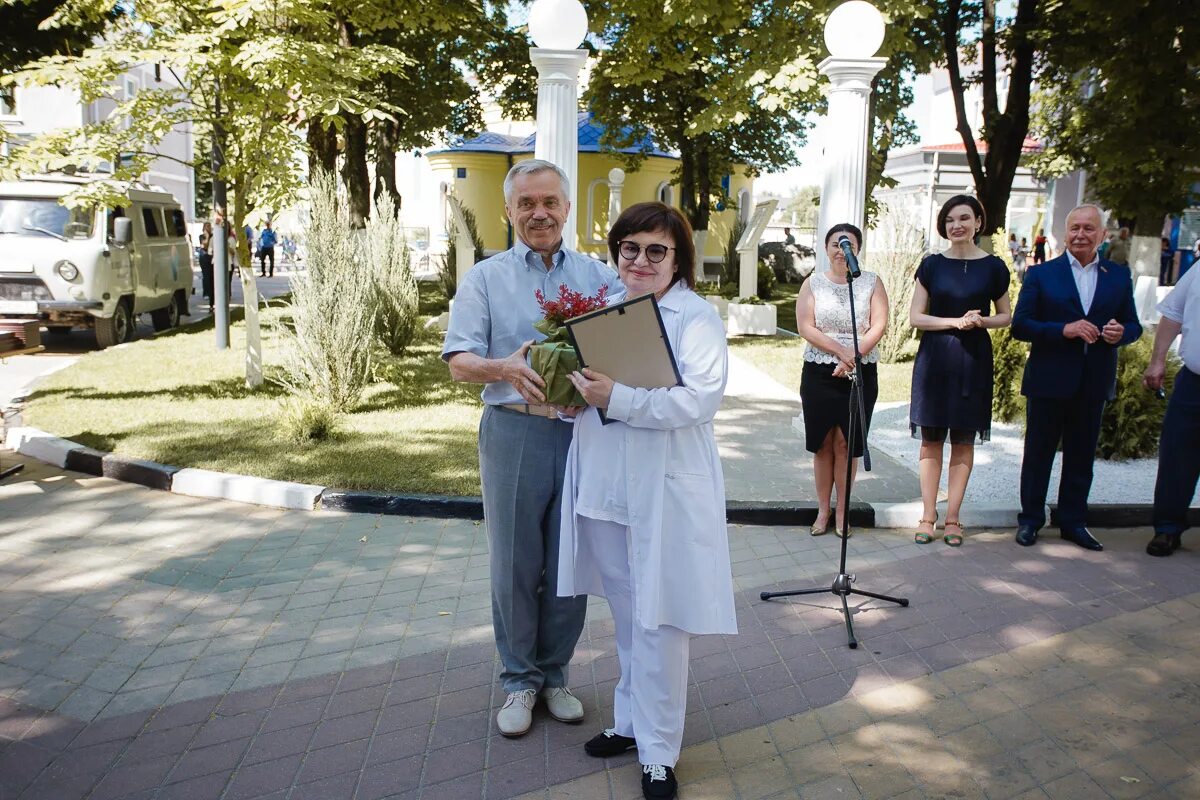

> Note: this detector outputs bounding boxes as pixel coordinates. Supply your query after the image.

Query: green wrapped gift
[529,320,584,406]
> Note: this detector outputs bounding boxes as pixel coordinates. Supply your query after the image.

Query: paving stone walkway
[2,451,1199,799]
[716,355,920,505]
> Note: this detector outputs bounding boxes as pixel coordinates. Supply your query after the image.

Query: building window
[0,88,15,116]
[456,167,467,179]
[656,181,674,205]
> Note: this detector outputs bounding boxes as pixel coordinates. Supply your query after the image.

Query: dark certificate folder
[564,293,683,422]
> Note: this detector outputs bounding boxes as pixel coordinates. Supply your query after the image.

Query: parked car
[0,174,192,347]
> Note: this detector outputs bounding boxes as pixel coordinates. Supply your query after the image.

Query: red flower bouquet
[530,284,609,406]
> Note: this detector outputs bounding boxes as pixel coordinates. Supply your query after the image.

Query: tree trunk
[373,118,401,216]
[678,134,698,230]
[306,122,337,177]
[695,138,712,233]
[337,16,370,228]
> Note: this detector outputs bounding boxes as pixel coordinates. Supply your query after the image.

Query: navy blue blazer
[1011,253,1142,401]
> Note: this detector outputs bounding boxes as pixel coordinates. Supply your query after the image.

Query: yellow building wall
[427,151,754,265]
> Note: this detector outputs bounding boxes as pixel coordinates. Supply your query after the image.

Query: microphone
[837,236,861,278]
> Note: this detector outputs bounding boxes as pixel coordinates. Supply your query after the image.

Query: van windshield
[0,197,95,240]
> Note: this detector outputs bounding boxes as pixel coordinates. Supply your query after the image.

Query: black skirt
[799,360,878,457]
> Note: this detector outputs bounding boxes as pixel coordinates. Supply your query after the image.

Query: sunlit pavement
[2,451,1198,799]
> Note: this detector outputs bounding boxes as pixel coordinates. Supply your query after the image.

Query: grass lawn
[25,284,487,495]
[728,335,912,404]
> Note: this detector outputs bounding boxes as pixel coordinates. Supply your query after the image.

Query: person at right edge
[1143,260,1200,557]
[1012,205,1142,551]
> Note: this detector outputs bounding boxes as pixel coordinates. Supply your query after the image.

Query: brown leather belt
[500,403,559,419]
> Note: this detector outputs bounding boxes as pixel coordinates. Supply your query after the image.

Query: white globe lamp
[823,1,886,59]
[529,0,589,51]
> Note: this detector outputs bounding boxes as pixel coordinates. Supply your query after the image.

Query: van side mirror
[113,217,132,245]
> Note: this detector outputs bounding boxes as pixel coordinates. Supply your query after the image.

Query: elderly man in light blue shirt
[443,159,619,737]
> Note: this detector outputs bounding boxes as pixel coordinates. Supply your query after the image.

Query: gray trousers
[478,405,587,692]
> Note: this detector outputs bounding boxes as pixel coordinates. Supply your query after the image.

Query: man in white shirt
[1143,265,1200,556]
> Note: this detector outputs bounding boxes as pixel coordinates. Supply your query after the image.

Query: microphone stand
[759,253,908,649]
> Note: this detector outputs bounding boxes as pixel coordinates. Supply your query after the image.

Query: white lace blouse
[803,270,880,364]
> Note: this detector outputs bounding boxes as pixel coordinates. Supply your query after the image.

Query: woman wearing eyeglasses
[558,202,735,800]
[795,223,890,537]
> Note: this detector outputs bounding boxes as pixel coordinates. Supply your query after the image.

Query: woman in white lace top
[794,223,890,537]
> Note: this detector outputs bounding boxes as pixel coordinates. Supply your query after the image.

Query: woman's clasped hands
[956,309,984,330]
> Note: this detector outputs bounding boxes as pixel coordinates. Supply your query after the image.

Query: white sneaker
[497,689,536,737]
[540,686,584,723]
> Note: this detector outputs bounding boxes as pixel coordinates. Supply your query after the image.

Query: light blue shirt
[442,239,620,405]
[1068,250,1100,314]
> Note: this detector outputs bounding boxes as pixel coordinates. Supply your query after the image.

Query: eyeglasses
[618,240,675,264]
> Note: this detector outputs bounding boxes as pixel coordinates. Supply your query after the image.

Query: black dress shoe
[1015,524,1039,546]
[1146,532,1182,557]
[1060,526,1104,551]
[584,728,637,757]
[641,764,677,799]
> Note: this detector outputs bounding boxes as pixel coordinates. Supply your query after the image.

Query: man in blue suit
[1012,205,1142,550]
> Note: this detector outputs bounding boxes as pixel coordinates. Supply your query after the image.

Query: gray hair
[1068,203,1109,228]
[503,159,570,205]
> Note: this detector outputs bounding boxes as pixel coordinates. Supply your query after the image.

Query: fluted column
[530,48,588,251]
[815,56,886,268]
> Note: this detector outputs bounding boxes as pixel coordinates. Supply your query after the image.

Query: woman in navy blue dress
[909,196,1012,546]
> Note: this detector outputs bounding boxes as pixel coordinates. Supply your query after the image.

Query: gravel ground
[867,401,1175,506]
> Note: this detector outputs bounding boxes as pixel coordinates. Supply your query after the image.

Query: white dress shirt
[1157,266,1200,373]
[1067,250,1100,314]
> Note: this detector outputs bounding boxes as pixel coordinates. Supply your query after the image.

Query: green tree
[0,0,408,254]
[1030,0,1200,232]
[585,0,827,234]
[931,0,1043,237]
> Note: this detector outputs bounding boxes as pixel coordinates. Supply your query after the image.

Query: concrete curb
[172,468,324,511]
[5,425,1197,527]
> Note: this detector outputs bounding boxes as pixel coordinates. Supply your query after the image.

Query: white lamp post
[529,0,589,250]
[816,1,888,268]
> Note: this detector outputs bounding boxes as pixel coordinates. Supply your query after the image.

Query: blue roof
[430,113,677,159]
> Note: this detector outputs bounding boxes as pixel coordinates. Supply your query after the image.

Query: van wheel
[151,292,182,331]
[95,299,133,348]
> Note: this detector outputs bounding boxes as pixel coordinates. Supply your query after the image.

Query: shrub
[869,202,924,363]
[721,216,747,288]
[757,260,776,300]
[366,193,419,357]
[989,229,1028,423]
[1097,336,1180,460]
[271,169,377,413]
[441,202,485,300]
[277,397,338,443]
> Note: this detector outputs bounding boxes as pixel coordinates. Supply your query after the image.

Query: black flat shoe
[1015,524,1039,547]
[642,764,677,799]
[1060,527,1103,551]
[1146,532,1182,557]
[584,728,637,757]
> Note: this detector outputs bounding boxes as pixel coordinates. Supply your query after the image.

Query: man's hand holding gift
[528,284,609,406]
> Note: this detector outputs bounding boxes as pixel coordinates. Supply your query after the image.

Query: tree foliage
[585,0,827,233]
[0,0,108,76]
[0,0,408,251]
[1030,0,1200,232]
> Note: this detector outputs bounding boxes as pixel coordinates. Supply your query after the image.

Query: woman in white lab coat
[560,202,736,800]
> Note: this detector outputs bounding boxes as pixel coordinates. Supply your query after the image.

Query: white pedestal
[530,48,588,251]
[814,56,887,271]
[705,295,729,320]
[727,303,777,336]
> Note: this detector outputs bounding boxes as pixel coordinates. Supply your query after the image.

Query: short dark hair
[608,202,696,289]
[824,222,863,248]
[936,194,986,239]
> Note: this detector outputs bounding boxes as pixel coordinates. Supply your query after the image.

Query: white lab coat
[557,283,738,635]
